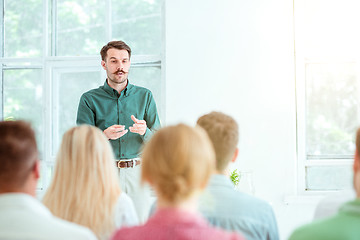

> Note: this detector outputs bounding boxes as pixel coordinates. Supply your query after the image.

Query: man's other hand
[104,125,128,140]
[129,115,147,135]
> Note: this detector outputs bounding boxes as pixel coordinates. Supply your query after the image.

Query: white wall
[164,0,320,239]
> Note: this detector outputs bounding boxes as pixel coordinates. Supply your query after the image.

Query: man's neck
[0,188,36,197]
[107,79,127,94]
[157,192,200,214]
[215,169,227,175]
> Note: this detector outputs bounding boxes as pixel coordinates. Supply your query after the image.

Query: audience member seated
[111,124,244,240]
[43,125,138,240]
[289,127,360,240]
[0,121,96,240]
[313,189,355,220]
[197,111,279,240]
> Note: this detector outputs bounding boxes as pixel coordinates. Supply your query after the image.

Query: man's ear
[33,160,40,180]
[231,148,239,163]
[101,60,107,70]
[354,149,359,170]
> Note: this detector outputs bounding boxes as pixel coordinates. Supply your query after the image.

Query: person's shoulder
[289,221,324,240]
[111,226,141,240]
[82,86,104,96]
[128,84,153,94]
[79,86,108,104]
[238,193,273,209]
[214,185,273,211]
[289,215,346,240]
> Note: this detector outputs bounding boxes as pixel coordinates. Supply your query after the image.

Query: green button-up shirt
[289,199,360,240]
[76,80,160,160]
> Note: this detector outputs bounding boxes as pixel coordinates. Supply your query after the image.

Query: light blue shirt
[199,174,279,240]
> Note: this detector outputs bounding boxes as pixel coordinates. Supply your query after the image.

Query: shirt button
[121,139,124,142]
[122,154,124,157]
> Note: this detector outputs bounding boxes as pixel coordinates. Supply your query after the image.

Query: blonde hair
[141,124,215,204]
[43,125,121,240]
[197,111,239,172]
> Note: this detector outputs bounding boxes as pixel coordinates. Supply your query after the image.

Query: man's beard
[110,70,128,84]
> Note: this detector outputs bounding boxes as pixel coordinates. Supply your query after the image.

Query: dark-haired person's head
[100,40,131,61]
[0,121,39,195]
[100,40,132,87]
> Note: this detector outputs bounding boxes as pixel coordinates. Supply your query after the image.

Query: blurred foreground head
[0,120,38,194]
[141,124,215,204]
[43,125,120,239]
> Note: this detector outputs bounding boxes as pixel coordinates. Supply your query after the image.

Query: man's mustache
[115,70,128,74]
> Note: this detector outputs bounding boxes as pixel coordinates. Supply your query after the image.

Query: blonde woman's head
[141,124,215,204]
[53,125,118,188]
[43,125,120,239]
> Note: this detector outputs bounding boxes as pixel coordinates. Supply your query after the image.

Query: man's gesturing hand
[104,125,128,140]
[129,115,147,135]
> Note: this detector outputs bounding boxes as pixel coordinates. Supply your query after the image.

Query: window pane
[306,166,352,190]
[305,63,359,156]
[56,0,106,56]
[129,66,163,120]
[4,0,43,57]
[304,0,360,58]
[52,69,102,155]
[111,0,162,55]
[3,69,44,156]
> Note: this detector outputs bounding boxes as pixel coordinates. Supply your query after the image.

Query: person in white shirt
[0,120,97,240]
[43,125,138,240]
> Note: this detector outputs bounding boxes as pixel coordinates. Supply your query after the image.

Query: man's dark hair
[0,121,38,189]
[100,40,132,61]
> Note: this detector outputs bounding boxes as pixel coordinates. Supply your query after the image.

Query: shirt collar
[103,79,133,97]
[0,193,52,217]
[208,174,235,189]
[150,207,208,226]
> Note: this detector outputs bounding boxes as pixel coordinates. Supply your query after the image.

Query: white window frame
[294,0,354,195]
[0,0,165,195]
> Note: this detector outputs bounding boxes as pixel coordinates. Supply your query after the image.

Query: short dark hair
[0,121,38,189]
[100,40,132,61]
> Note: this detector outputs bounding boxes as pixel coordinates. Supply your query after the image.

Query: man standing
[289,128,360,240]
[76,40,160,222]
[197,112,279,240]
[0,120,97,239]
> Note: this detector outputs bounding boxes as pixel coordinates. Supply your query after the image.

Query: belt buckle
[117,159,134,168]
[117,160,126,168]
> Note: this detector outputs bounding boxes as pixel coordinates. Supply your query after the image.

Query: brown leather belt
[116,159,141,168]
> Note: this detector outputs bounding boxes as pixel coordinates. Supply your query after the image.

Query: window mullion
[305,159,353,167]
[106,0,112,41]
[51,0,57,56]
[0,0,4,58]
